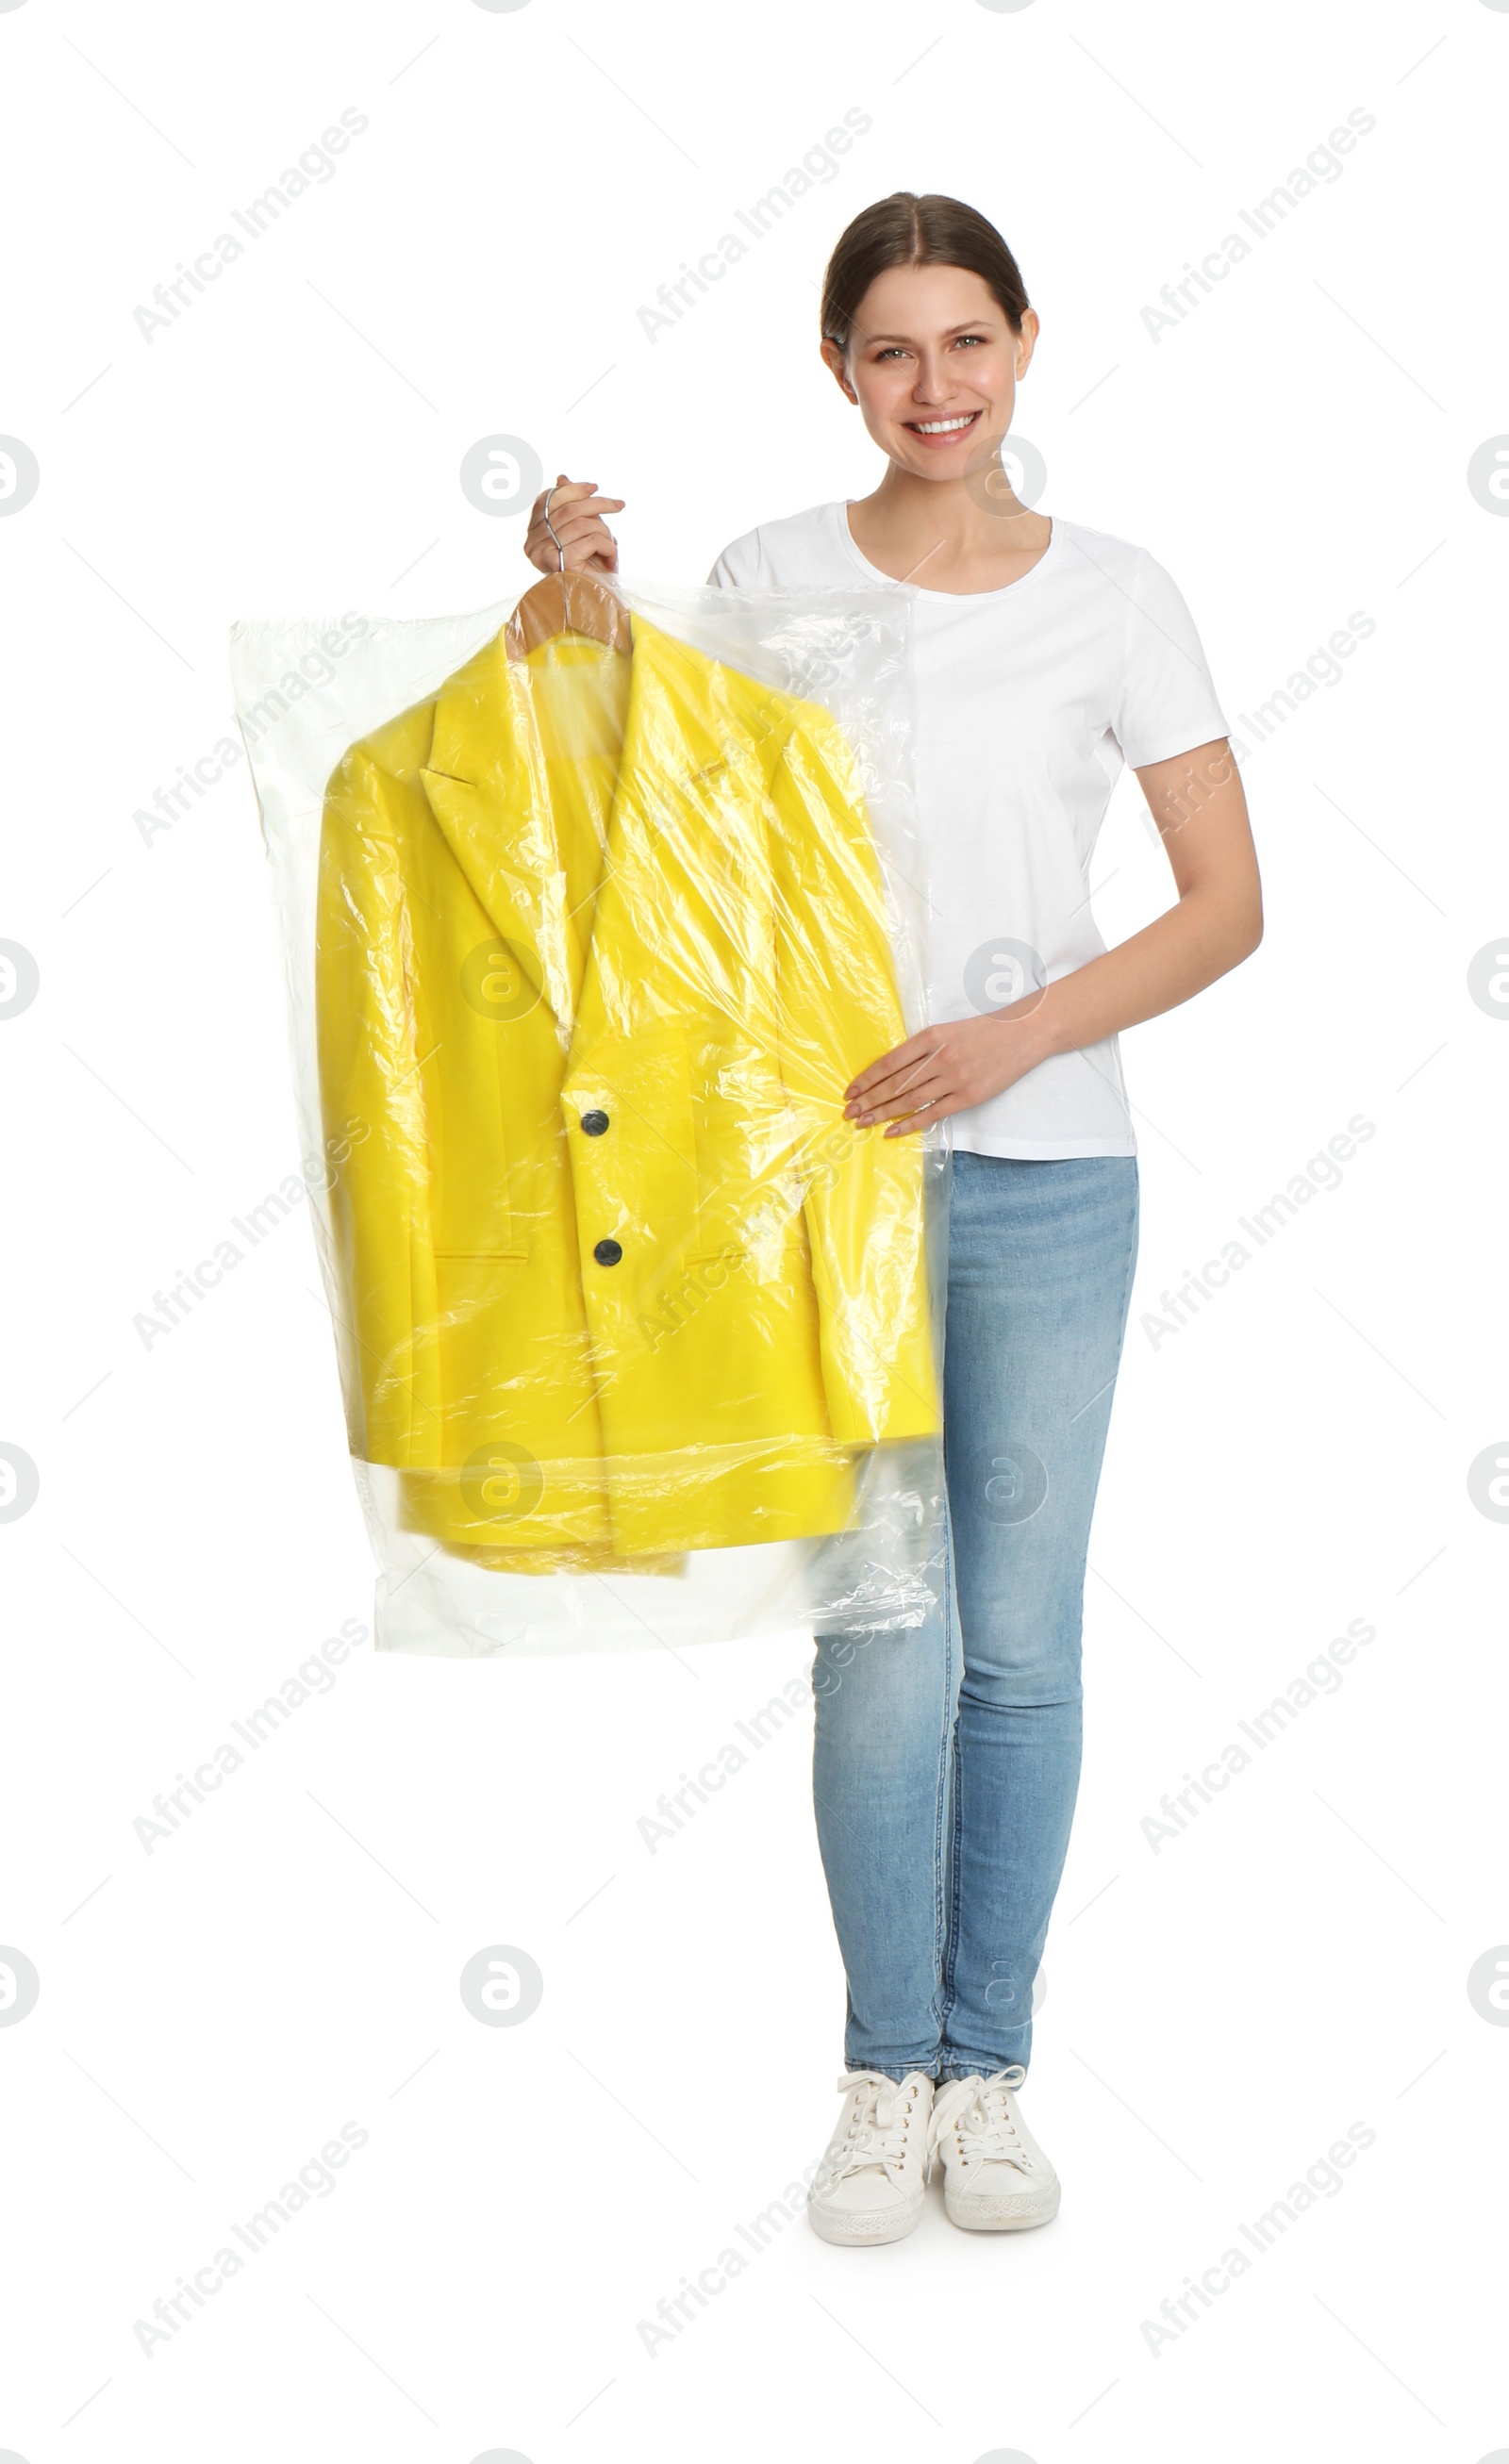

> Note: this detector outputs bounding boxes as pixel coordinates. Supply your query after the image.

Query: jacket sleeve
[315,729,442,1466]
[763,706,940,1447]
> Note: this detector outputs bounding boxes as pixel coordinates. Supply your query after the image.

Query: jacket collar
[418,617,734,1035]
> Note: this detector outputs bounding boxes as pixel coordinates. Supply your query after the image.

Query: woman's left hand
[845,1002,1051,1135]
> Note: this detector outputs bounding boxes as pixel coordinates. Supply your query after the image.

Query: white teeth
[913,414,976,434]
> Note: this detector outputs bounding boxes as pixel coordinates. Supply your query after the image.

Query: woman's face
[823,262,1037,483]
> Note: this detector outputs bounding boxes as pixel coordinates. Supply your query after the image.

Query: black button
[580,1109,609,1136]
[593,1237,623,1266]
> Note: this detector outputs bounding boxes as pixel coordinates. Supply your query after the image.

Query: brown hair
[820,192,1030,354]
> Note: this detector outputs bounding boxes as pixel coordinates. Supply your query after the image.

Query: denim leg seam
[939,1701,965,2054]
[932,1724,948,2033]
[932,1502,959,2051]
[930,1584,951,2040]
[1113,1164,1140,1355]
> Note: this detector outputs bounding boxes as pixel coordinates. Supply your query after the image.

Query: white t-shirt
[707,502,1230,1159]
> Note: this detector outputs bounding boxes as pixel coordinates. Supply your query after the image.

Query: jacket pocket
[430,1247,529,1332]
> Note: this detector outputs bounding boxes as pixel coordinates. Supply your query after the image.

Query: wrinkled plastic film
[230,578,947,1655]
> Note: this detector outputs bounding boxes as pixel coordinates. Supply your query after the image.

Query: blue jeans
[812,1150,1140,2083]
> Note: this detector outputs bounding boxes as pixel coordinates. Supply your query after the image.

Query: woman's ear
[821,338,859,405]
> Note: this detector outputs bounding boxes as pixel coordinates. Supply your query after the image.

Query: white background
[1,1,1505,2458]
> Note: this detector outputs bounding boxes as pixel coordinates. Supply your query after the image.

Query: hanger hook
[542,487,566,574]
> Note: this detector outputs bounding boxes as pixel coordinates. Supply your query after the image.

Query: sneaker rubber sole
[807,2190,926,2246]
[941,2176,1061,2232]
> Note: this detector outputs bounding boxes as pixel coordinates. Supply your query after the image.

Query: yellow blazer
[316,614,938,1563]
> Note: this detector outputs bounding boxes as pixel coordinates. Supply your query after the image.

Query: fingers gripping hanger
[504,487,633,661]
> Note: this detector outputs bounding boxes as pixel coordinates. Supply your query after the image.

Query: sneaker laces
[927,2066,1032,2177]
[818,2070,922,2189]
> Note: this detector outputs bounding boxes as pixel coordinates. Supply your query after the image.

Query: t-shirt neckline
[833,499,1064,602]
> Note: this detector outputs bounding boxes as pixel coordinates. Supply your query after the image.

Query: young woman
[524,192,1262,2245]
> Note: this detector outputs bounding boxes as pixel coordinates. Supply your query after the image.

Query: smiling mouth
[904,410,984,442]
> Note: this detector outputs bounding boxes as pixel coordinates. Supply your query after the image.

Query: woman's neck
[846,465,1053,594]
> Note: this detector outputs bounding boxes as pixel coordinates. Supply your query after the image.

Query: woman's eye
[954,334,985,348]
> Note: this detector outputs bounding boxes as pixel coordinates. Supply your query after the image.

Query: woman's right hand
[522,473,625,576]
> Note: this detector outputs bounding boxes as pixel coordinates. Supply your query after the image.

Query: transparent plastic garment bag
[230,571,948,1656]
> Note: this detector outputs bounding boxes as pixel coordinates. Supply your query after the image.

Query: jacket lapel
[420,626,628,1034]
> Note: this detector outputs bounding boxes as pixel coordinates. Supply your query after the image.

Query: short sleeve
[1112,553,1230,769]
[706,527,764,590]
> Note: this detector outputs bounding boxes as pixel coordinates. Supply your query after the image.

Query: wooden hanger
[505,488,632,661]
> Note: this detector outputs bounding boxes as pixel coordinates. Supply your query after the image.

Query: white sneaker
[807,2070,935,2245]
[927,2065,1061,2231]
